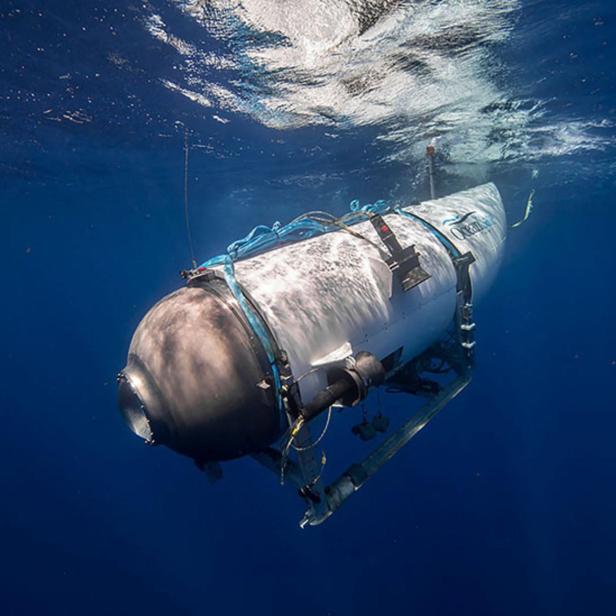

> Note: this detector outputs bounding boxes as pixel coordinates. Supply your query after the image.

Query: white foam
[144,1,611,166]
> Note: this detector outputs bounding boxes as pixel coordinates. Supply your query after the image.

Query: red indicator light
[381,225,389,233]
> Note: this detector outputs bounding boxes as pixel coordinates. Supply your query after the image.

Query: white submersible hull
[233,182,505,404]
[118,183,506,520]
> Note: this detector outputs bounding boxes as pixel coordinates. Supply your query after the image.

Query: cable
[293,406,333,452]
[280,416,305,485]
[280,407,333,486]
[204,198,391,267]
[183,129,197,268]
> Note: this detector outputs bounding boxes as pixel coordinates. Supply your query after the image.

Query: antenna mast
[426,143,436,200]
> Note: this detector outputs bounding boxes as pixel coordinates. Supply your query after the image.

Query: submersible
[118,183,506,525]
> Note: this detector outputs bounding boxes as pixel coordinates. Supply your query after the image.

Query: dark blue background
[1,2,615,615]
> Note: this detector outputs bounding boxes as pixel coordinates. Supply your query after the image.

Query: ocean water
[1,1,615,615]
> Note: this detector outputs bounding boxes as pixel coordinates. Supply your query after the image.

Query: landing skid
[253,342,472,527]
[253,251,476,527]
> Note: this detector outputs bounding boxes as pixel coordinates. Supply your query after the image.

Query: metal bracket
[369,214,431,292]
[452,252,476,363]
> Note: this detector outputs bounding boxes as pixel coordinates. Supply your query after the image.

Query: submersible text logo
[443,211,494,240]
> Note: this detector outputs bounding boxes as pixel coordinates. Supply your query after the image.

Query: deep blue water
[2,1,615,615]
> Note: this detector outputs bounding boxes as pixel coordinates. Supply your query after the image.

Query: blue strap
[218,198,390,263]
[225,218,329,262]
[202,253,285,414]
[349,198,388,217]
[199,198,390,415]
[394,207,461,259]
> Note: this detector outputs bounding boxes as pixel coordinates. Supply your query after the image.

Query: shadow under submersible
[118,182,506,526]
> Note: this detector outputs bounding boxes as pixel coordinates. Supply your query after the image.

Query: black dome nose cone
[117,278,282,462]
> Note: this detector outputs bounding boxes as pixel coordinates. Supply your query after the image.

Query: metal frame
[238,179,483,527]
[252,344,472,527]
[252,243,476,527]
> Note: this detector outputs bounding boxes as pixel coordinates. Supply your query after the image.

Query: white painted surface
[233,183,506,402]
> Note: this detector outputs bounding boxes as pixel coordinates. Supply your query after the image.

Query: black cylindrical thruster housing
[300,375,356,422]
[118,277,282,463]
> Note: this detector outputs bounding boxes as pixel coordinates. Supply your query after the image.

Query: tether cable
[183,129,197,269]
